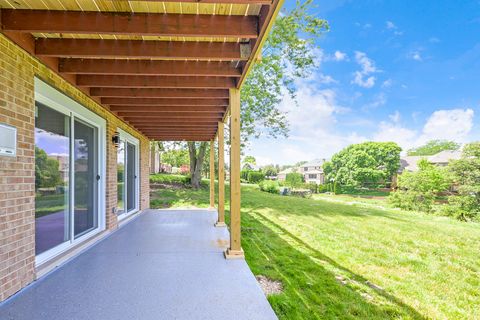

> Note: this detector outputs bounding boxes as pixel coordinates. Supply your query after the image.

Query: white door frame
[34,78,106,266]
[116,128,140,220]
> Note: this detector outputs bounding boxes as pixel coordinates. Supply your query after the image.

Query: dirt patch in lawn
[256,275,283,296]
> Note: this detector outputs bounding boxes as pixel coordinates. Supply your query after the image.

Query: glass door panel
[73,119,98,238]
[126,142,136,212]
[34,103,71,255]
[117,140,125,215]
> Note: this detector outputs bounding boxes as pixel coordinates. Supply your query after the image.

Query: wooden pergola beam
[77,75,236,89]
[125,118,221,122]
[36,39,250,61]
[133,124,217,128]
[117,111,224,117]
[59,59,242,77]
[1,10,258,38]
[151,137,214,141]
[129,0,271,4]
[90,88,229,98]
[110,106,226,112]
[103,98,229,106]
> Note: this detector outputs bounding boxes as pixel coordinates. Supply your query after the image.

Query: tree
[443,142,480,221]
[187,142,208,189]
[262,165,278,177]
[186,0,328,188]
[242,155,257,170]
[35,147,62,189]
[388,159,451,213]
[407,140,460,156]
[324,142,402,188]
[161,146,190,167]
[285,172,304,188]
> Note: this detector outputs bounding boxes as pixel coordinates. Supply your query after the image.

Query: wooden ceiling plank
[110,106,226,112]
[102,98,229,106]
[36,38,249,61]
[77,75,237,89]
[2,9,258,38]
[117,111,224,117]
[59,59,242,77]
[90,88,230,98]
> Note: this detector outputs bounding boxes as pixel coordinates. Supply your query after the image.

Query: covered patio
[0,209,277,320]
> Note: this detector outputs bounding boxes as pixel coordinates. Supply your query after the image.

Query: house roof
[428,150,462,163]
[0,0,283,141]
[278,167,297,175]
[303,159,326,167]
[399,149,462,172]
[304,170,323,174]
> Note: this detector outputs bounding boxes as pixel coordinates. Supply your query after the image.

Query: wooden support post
[225,88,244,259]
[215,121,226,227]
[209,139,215,209]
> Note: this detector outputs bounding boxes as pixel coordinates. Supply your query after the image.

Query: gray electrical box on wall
[0,123,17,157]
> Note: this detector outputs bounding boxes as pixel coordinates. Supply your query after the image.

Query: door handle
[96,175,101,181]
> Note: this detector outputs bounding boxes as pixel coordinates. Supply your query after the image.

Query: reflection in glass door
[74,119,98,238]
[126,142,136,212]
[117,134,138,218]
[34,103,71,255]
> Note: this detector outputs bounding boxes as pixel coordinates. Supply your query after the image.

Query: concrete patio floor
[0,209,278,320]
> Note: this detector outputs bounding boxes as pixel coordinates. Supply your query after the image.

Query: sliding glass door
[34,79,105,265]
[34,103,71,256]
[117,132,139,219]
[74,119,98,238]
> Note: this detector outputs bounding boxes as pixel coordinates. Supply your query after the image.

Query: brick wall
[0,34,150,302]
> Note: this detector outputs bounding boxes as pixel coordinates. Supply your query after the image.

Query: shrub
[318,184,329,193]
[388,190,436,212]
[259,180,280,194]
[248,171,265,184]
[388,160,451,213]
[150,174,190,185]
[285,173,304,188]
[241,170,251,181]
[302,183,318,194]
[290,189,312,198]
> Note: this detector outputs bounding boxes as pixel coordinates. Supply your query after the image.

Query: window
[308,174,317,179]
[116,129,139,219]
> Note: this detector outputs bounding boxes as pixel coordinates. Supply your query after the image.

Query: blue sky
[247,0,480,165]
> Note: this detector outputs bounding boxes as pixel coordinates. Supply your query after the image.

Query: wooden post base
[224,248,244,259]
[214,221,227,227]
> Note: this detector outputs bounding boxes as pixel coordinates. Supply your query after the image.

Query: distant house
[277,167,299,181]
[301,159,326,185]
[399,150,462,173]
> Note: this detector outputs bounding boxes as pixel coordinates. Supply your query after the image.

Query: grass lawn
[150,182,480,320]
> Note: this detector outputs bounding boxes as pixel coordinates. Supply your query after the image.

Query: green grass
[150,182,480,320]
[35,194,66,217]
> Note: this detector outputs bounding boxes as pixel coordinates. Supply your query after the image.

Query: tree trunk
[188,142,208,189]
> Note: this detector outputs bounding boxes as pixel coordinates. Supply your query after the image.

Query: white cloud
[419,109,474,143]
[317,74,338,84]
[352,51,378,88]
[374,108,475,152]
[429,37,440,43]
[373,122,417,151]
[389,110,401,123]
[382,79,393,88]
[386,21,396,29]
[408,50,423,61]
[363,92,387,110]
[333,50,348,61]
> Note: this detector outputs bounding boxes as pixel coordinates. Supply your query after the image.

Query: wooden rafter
[59,59,242,77]
[36,39,250,61]
[1,10,258,38]
[102,98,229,106]
[90,88,230,98]
[77,75,236,89]
[110,106,226,112]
